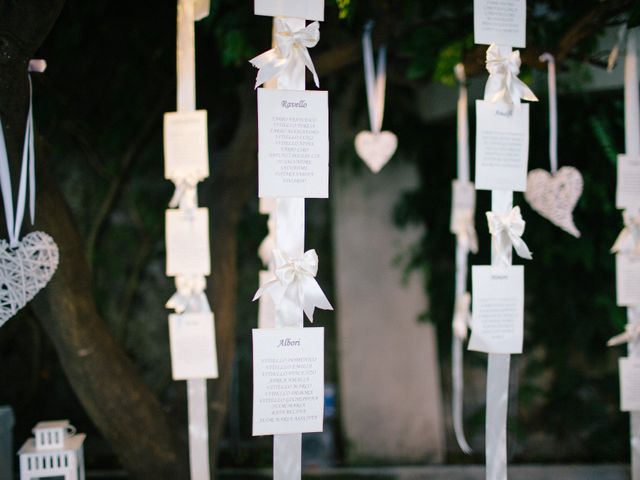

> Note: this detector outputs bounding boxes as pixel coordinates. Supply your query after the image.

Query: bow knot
[486,206,532,267]
[611,210,640,254]
[166,275,210,314]
[485,44,538,106]
[169,174,200,210]
[250,19,320,89]
[453,292,472,340]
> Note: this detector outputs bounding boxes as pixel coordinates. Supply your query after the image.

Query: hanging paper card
[469,265,524,354]
[475,100,529,192]
[164,111,209,181]
[165,208,211,276]
[254,0,324,21]
[474,0,526,48]
[620,357,640,412]
[252,327,324,436]
[616,254,640,306]
[258,89,329,198]
[168,313,218,380]
[450,180,476,233]
[617,155,640,209]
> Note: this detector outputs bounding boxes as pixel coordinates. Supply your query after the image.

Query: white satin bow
[485,44,538,106]
[608,323,640,347]
[253,249,333,322]
[166,275,211,314]
[169,174,199,210]
[486,206,533,267]
[453,292,472,340]
[611,210,640,254]
[250,19,320,89]
[452,211,479,254]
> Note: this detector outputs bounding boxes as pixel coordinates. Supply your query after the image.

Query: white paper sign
[469,265,524,354]
[252,327,324,436]
[616,154,640,209]
[255,0,324,21]
[450,180,476,233]
[169,313,218,380]
[616,254,640,306]
[474,0,526,48]
[619,357,640,411]
[164,111,209,181]
[165,208,211,276]
[475,100,530,192]
[258,89,329,198]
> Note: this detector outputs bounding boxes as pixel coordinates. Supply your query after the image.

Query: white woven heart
[0,231,59,326]
[355,130,397,173]
[525,166,583,238]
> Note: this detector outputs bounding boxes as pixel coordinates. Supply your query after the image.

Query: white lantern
[18,420,85,480]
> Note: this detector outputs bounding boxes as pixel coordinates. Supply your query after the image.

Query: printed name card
[255,0,325,21]
[475,100,530,192]
[450,180,476,233]
[616,254,640,306]
[165,208,211,276]
[164,111,209,181]
[474,0,526,48]
[619,357,640,411]
[169,313,218,380]
[469,265,524,354]
[252,327,324,436]
[616,154,640,209]
[258,89,329,198]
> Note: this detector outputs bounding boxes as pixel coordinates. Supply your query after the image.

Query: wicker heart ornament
[355,130,397,173]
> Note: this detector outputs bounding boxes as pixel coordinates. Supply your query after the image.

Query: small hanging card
[475,100,530,192]
[469,265,524,354]
[619,357,640,412]
[474,0,526,48]
[254,0,325,21]
[450,180,476,233]
[168,312,218,380]
[616,254,640,306]
[165,208,211,277]
[616,154,640,209]
[258,89,329,198]
[252,327,324,436]
[163,111,209,181]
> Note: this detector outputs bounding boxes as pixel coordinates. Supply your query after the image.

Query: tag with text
[474,0,526,48]
[469,265,524,354]
[258,89,329,198]
[164,110,209,181]
[450,180,476,233]
[255,0,324,21]
[169,313,218,380]
[475,100,530,192]
[165,208,211,277]
[619,357,640,412]
[252,327,324,436]
[616,154,640,209]
[616,254,640,306]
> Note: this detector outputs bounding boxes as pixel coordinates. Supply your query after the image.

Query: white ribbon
[453,292,472,341]
[250,18,320,89]
[539,53,558,173]
[166,275,211,314]
[253,249,332,322]
[485,44,538,106]
[608,323,640,347]
[486,206,533,267]
[258,216,276,268]
[362,22,387,134]
[611,210,640,254]
[452,211,479,254]
[169,174,199,210]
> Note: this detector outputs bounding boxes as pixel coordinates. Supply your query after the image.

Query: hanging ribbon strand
[362,21,387,134]
[539,53,558,173]
[485,44,538,106]
[612,210,640,254]
[486,206,532,267]
[250,18,320,89]
[608,323,640,347]
[453,292,472,341]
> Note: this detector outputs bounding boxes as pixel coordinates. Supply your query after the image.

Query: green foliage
[432,36,475,86]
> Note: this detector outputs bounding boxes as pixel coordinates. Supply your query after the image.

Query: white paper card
[163,111,209,181]
[620,357,640,411]
[450,180,476,233]
[252,327,324,436]
[169,313,218,380]
[475,100,530,192]
[165,208,211,276]
[616,254,640,306]
[258,89,329,198]
[616,154,640,209]
[255,0,324,21]
[469,265,524,354]
[474,0,526,48]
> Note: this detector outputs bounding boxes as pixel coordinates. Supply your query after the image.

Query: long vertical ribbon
[539,54,557,174]
[362,22,387,134]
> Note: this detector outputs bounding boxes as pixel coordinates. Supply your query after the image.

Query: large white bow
[452,292,472,340]
[611,210,640,254]
[452,211,479,254]
[250,19,320,89]
[253,249,332,322]
[486,206,533,267]
[607,323,640,347]
[485,44,538,106]
[166,275,211,314]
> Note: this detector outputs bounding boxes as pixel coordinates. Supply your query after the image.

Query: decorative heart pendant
[525,166,583,238]
[354,130,398,173]
[0,231,59,326]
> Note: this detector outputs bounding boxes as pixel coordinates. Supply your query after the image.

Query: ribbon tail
[250,49,287,89]
[166,292,187,314]
[511,235,532,260]
[514,77,538,102]
[607,332,630,347]
[611,229,630,253]
[299,47,320,88]
[300,276,333,322]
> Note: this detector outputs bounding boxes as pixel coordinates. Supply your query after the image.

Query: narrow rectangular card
[474,0,526,48]
[616,154,640,209]
[450,180,476,233]
[164,110,209,181]
[255,0,324,21]
[252,327,324,436]
[165,208,211,276]
[616,254,640,306]
[169,313,218,380]
[469,265,524,354]
[619,357,640,412]
[475,100,530,192]
[258,89,329,198]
